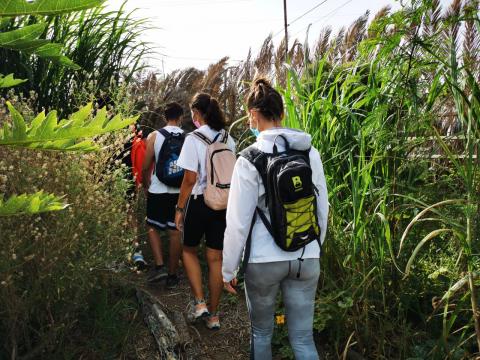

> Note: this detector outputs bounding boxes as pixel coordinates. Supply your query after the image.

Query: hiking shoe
[204,313,220,330]
[166,274,179,289]
[147,266,168,283]
[132,251,147,271]
[192,299,210,320]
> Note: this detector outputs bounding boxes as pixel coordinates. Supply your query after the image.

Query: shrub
[0,118,138,358]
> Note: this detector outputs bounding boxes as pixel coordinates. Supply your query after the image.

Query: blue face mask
[250,127,260,138]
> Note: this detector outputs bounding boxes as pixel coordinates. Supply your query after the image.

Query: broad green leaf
[0,38,49,52]
[29,139,98,151]
[1,101,138,151]
[0,0,104,17]
[0,23,46,48]
[0,24,79,69]
[0,192,68,216]
[0,73,27,88]
[33,108,57,139]
[8,102,27,140]
[28,111,46,135]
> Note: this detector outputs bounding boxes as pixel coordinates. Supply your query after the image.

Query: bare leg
[182,246,204,300]
[147,226,164,266]
[206,248,223,313]
[168,229,182,275]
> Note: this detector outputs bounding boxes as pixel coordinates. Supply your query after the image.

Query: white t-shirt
[177,125,236,195]
[149,125,184,194]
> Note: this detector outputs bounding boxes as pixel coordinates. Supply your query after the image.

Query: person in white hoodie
[222,78,328,359]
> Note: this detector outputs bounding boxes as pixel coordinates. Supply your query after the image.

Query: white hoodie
[222,128,329,282]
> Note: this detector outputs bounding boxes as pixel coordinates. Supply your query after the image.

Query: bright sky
[106,0,452,74]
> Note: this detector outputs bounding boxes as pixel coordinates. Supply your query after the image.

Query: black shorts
[146,192,179,230]
[183,195,226,250]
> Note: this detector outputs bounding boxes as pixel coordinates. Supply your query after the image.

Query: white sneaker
[132,251,147,270]
[186,299,209,322]
[194,300,210,319]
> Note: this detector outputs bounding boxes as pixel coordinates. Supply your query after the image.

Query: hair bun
[246,75,284,121]
[253,77,272,88]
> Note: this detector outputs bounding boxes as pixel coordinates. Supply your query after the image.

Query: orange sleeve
[131,138,145,187]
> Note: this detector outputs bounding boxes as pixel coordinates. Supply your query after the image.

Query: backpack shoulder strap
[212,129,228,144]
[239,145,267,186]
[221,129,229,144]
[256,207,275,238]
[192,130,212,145]
[240,145,271,206]
[296,147,311,165]
[240,209,256,275]
[158,128,171,139]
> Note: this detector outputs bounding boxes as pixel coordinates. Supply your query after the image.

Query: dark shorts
[183,195,226,250]
[146,192,179,231]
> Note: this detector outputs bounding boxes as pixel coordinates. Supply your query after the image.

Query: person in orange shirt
[131,125,147,188]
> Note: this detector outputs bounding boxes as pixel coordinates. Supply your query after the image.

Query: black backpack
[155,128,185,187]
[240,135,321,255]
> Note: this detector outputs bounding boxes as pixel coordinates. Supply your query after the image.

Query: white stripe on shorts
[146,218,167,229]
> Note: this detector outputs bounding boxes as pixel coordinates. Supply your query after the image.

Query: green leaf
[1,101,138,151]
[0,23,80,69]
[0,0,104,17]
[0,192,68,216]
[34,43,80,70]
[403,229,452,278]
[8,102,27,140]
[0,23,46,48]
[397,199,464,256]
[0,73,27,88]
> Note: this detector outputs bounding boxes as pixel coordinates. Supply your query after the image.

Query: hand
[223,278,238,295]
[175,211,184,231]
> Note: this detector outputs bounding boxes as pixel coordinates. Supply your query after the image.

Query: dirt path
[135,271,250,359]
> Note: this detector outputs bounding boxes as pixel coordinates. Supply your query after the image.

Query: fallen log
[137,289,178,359]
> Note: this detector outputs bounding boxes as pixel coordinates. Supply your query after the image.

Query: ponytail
[246,77,284,121]
[191,93,226,131]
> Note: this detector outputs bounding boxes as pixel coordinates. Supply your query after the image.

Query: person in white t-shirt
[175,93,235,330]
[142,102,185,288]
